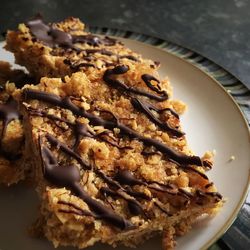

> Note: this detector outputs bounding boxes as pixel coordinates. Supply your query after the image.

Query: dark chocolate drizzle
[154,200,172,216]
[26,17,141,70]
[119,55,139,62]
[32,106,191,217]
[178,188,194,198]
[0,97,22,160]
[57,200,98,217]
[115,170,180,196]
[41,138,134,230]
[95,169,122,190]
[84,49,114,56]
[125,188,151,200]
[27,18,72,48]
[26,17,118,50]
[96,170,149,215]
[113,169,195,215]
[103,65,169,101]
[34,108,220,226]
[63,59,96,70]
[72,35,117,47]
[141,74,168,100]
[196,190,222,201]
[41,132,146,224]
[26,106,129,151]
[100,187,144,216]
[181,165,209,180]
[72,122,94,150]
[26,106,94,151]
[23,89,202,166]
[115,170,144,186]
[131,97,184,137]
[58,208,93,217]
[205,182,214,189]
[46,133,91,170]
[97,131,132,150]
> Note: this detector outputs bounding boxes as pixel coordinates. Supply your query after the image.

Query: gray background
[0,0,250,88]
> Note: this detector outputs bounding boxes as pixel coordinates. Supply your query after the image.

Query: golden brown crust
[17,69,223,248]
[5,18,157,80]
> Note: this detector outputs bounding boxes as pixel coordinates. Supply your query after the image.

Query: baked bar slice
[16,66,223,249]
[6,16,157,80]
[3,15,173,188]
[0,61,32,185]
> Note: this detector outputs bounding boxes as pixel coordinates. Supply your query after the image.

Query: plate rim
[0,28,249,249]
[86,27,250,249]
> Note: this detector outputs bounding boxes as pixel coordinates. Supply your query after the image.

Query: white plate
[0,38,249,250]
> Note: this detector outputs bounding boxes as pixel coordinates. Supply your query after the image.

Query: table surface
[0,0,250,249]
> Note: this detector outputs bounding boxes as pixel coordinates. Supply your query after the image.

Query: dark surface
[1,0,250,88]
[0,0,250,249]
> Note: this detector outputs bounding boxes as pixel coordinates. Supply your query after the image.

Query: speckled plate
[0,28,249,250]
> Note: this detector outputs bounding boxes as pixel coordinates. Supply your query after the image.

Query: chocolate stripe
[131,97,184,137]
[27,17,118,49]
[141,74,168,99]
[100,187,144,216]
[103,65,169,101]
[41,141,134,230]
[23,89,202,166]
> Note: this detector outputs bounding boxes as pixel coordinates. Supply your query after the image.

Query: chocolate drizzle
[41,137,134,230]
[103,65,169,101]
[115,170,144,186]
[131,97,184,137]
[84,49,114,56]
[26,17,118,50]
[72,122,94,150]
[27,106,94,150]
[115,170,178,195]
[72,35,117,47]
[63,59,96,70]
[26,106,129,151]
[26,17,142,71]
[27,18,73,48]
[58,200,94,217]
[100,187,144,216]
[119,55,139,62]
[32,102,221,226]
[23,89,202,166]
[154,200,172,216]
[97,131,132,149]
[46,133,92,170]
[141,74,168,100]
[0,97,21,160]
[181,165,209,180]
[102,66,182,138]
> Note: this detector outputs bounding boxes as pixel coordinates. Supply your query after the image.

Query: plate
[0,30,249,250]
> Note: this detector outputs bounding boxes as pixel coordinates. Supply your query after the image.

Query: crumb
[228,155,236,162]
